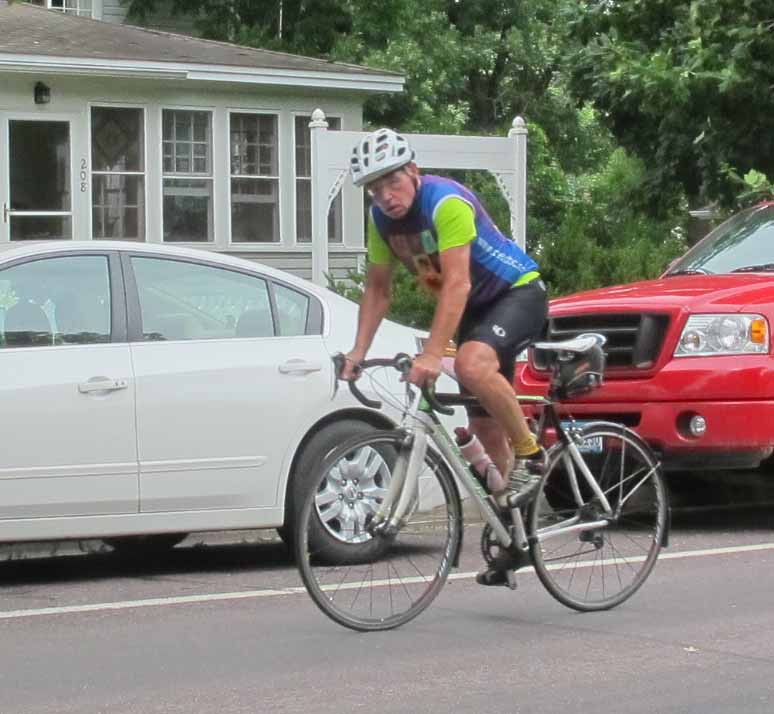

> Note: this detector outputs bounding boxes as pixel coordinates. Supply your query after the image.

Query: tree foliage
[567,0,774,211]
[123,0,696,323]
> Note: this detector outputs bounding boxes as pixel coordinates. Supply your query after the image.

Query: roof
[0,2,404,92]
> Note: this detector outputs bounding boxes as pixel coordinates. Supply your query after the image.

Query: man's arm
[424,243,471,358]
[408,196,475,387]
[408,243,471,386]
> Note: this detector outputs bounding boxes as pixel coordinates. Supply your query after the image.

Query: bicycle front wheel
[529,423,667,612]
[295,430,462,632]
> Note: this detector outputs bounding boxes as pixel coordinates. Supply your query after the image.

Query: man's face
[366,164,419,219]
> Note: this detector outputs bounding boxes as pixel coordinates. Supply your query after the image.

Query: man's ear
[404,161,419,178]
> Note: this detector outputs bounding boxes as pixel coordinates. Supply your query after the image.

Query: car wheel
[104,533,188,557]
[282,419,383,557]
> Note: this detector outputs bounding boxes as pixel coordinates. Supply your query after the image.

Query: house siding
[0,74,366,278]
[230,251,364,282]
[101,0,128,24]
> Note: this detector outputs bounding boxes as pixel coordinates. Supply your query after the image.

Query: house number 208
[80,159,88,192]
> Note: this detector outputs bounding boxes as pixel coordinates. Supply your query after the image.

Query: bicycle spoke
[530,425,667,612]
[296,430,461,631]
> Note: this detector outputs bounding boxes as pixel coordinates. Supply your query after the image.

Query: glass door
[3,119,72,241]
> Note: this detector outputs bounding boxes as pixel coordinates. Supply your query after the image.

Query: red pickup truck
[516,202,774,472]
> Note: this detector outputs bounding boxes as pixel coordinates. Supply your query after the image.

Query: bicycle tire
[295,430,462,632]
[529,422,667,612]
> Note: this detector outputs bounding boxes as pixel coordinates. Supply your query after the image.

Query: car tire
[104,533,188,557]
[280,419,382,556]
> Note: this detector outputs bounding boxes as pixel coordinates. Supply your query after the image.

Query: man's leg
[455,340,539,482]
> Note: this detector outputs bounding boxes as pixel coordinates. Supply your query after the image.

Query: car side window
[273,283,310,337]
[131,257,274,341]
[0,256,111,348]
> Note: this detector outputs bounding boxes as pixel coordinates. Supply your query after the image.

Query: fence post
[309,108,329,286]
[509,116,528,249]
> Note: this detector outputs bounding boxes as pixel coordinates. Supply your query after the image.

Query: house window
[295,116,342,244]
[91,107,146,241]
[229,113,279,243]
[47,0,94,17]
[162,110,213,242]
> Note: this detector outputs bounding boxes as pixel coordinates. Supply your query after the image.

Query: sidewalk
[0,529,284,561]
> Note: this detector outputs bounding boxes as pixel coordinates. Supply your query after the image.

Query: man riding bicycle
[340,128,548,585]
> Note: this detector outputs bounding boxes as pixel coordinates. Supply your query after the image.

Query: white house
[0,0,404,279]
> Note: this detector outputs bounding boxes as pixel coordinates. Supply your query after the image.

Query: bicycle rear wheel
[529,423,667,612]
[295,430,462,632]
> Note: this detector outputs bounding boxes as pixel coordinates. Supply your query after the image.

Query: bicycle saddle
[533,332,606,354]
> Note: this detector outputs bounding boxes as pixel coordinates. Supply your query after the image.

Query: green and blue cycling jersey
[368,175,539,307]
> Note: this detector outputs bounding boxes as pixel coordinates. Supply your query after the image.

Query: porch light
[34,82,51,105]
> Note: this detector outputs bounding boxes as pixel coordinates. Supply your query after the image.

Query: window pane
[230,114,277,176]
[296,185,342,244]
[296,180,311,242]
[163,179,213,242]
[92,175,145,240]
[274,283,309,337]
[0,256,110,348]
[294,116,311,177]
[294,116,339,177]
[231,178,278,242]
[131,257,273,341]
[91,107,144,172]
[329,192,343,244]
[294,116,341,243]
[10,215,71,241]
[10,120,71,212]
[163,110,211,177]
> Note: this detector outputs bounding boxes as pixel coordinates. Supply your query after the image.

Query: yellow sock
[512,434,540,458]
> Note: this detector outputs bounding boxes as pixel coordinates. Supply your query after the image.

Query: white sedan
[0,241,459,557]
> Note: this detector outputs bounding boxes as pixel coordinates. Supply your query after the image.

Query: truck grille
[532,313,670,371]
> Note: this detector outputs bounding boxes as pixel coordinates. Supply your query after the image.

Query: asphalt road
[1,473,774,714]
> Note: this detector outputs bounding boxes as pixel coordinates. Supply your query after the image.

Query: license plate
[561,421,604,454]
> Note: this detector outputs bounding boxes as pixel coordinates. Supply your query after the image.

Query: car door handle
[78,377,129,394]
[278,360,323,375]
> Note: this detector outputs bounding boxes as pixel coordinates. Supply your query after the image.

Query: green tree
[540,149,686,296]
[567,0,774,212]
[125,0,352,55]
[123,0,690,322]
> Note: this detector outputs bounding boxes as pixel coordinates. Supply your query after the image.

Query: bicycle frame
[367,387,512,548]
[371,386,620,554]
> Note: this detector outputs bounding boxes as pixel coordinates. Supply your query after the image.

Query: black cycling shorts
[457,279,548,417]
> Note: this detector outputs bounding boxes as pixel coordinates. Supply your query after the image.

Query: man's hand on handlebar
[407,352,442,388]
[340,351,364,381]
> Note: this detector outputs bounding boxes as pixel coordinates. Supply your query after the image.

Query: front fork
[367,392,429,537]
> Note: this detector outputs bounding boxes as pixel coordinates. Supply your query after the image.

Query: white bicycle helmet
[349,128,415,187]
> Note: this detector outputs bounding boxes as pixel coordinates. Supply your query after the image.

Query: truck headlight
[674,314,769,356]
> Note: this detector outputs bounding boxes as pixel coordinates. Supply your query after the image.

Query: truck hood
[550,274,774,314]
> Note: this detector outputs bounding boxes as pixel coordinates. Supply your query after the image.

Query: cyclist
[340,128,549,585]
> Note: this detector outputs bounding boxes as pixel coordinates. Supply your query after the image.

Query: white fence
[310,109,528,286]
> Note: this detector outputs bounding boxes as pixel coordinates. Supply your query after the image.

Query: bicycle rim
[529,425,667,611]
[296,431,461,632]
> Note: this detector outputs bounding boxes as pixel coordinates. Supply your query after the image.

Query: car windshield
[665,204,774,276]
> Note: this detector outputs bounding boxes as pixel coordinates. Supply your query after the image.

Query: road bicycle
[295,334,669,631]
